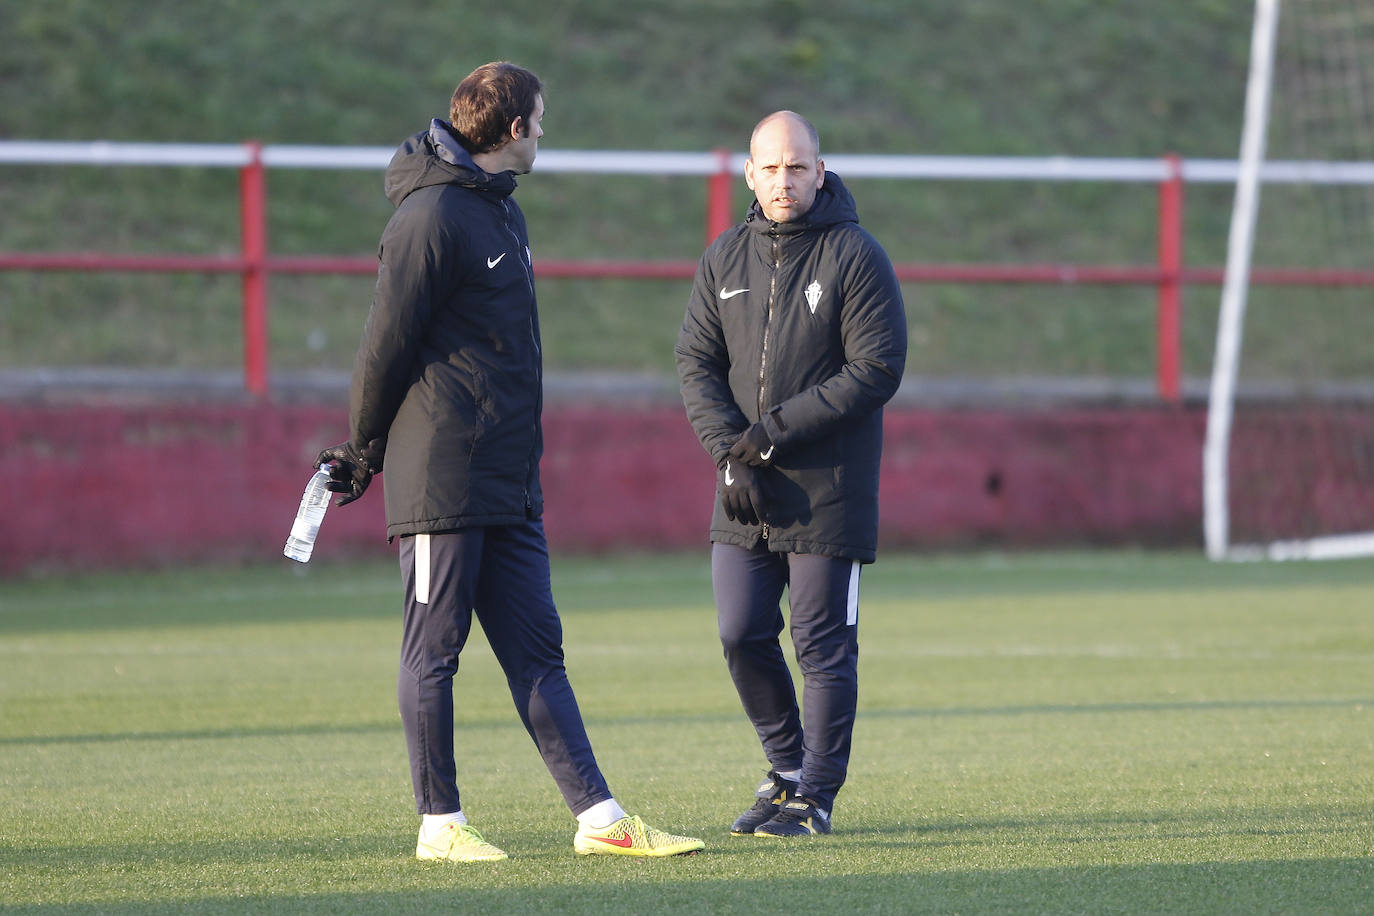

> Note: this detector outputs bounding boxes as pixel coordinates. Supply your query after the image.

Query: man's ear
[744,158,755,190]
[510,117,525,140]
[815,158,825,188]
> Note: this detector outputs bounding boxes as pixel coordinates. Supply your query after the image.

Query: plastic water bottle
[284,464,332,563]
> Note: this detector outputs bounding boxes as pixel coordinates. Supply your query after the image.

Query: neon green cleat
[416,822,509,863]
[574,815,704,857]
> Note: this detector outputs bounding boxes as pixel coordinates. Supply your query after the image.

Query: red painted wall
[0,402,1207,575]
[880,408,1206,547]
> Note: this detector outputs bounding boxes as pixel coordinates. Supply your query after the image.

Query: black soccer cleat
[753,795,832,837]
[729,770,799,836]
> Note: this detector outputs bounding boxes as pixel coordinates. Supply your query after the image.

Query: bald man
[675,111,908,838]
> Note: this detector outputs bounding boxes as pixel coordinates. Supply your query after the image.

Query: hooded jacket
[349,119,543,539]
[675,173,907,562]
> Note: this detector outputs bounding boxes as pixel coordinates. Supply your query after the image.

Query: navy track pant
[396,521,611,817]
[711,541,861,811]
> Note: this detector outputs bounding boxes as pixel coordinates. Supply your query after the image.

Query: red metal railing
[4,143,1374,400]
[239,142,268,397]
[1156,154,1184,403]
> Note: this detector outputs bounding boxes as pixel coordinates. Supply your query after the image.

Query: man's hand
[314,439,384,507]
[728,422,776,467]
[720,459,768,526]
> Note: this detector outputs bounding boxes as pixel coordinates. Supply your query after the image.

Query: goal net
[1204,0,1374,561]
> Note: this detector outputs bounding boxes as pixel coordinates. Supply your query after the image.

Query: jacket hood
[746,171,859,235]
[383,119,518,207]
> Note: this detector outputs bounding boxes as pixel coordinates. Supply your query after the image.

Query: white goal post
[1204,0,1374,561]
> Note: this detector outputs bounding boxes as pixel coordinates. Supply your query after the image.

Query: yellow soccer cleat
[574,815,704,857]
[416,822,509,863]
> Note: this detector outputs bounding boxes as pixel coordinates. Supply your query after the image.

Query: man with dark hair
[448,61,543,155]
[316,61,702,863]
[676,110,907,838]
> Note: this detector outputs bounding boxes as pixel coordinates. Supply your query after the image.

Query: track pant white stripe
[414,533,430,605]
[846,560,860,625]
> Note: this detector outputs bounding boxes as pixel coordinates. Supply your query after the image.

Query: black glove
[728,422,776,467]
[720,459,768,526]
[314,438,384,507]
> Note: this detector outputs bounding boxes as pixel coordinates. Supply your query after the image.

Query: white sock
[421,811,466,838]
[776,769,802,783]
[576,798,628,829]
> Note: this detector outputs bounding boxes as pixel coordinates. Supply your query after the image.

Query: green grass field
[10,1,1374,387]
[2,550,1372,913]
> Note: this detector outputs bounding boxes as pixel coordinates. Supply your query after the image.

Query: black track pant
[711,541,861,811]
[396,522,611,817]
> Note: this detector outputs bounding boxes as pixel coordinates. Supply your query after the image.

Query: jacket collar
[428,120,517,193]
[745,171,858,236]
[384,120,517,207]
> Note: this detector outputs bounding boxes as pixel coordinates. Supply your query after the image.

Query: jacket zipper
[757,229,781,540]
[502,200,539,353]
[503,198,541,517]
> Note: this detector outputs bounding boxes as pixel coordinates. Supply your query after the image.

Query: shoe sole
[574,841,703,857]
[754,833,819,838]
[416,851,509,862]
[753,828,828,838]
[416,844,508,863]
[576,851,702,857]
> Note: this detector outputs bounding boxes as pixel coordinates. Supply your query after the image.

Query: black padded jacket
[348,119,543,539]
[675,173,907,562]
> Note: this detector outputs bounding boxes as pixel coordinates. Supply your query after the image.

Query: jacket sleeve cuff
[352,437,387,474]
[761,408,789,449]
